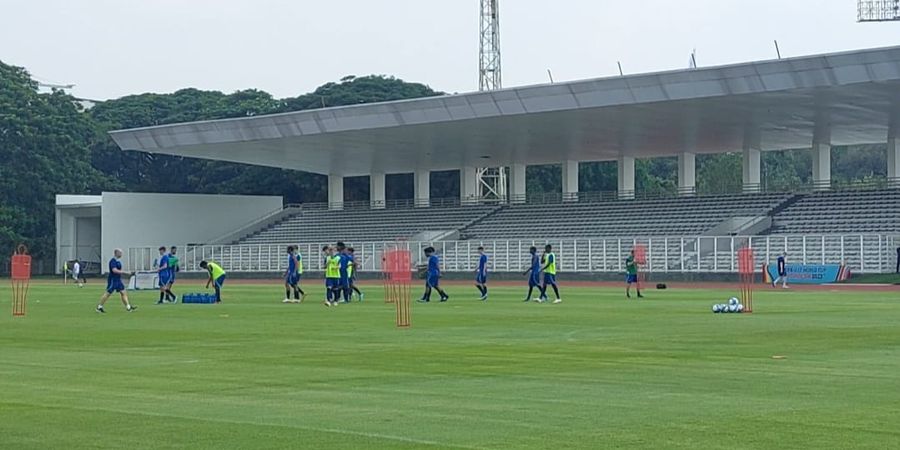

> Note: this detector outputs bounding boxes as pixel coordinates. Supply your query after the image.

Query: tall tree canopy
[0,62,119,259]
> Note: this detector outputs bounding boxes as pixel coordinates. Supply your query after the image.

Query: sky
[2,0,900,100]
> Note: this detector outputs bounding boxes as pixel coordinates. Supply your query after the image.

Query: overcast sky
[3,0,899,100]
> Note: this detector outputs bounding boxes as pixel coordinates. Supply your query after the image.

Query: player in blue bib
[772,252,789,289]
[97,248,136,313]
[475,247,489,301]
[335,242,353,303]
[155,246,174,304]
[283,245,305,303]
[418,247,449,303]
[522,246,546,302]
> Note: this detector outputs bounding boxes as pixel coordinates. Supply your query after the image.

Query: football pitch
[1,281,898,449]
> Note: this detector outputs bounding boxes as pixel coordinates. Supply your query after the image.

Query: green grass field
[1,281,898,449]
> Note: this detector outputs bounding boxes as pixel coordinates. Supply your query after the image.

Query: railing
[128,233,899,275]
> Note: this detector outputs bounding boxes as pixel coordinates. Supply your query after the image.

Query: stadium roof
[111,46,900,177]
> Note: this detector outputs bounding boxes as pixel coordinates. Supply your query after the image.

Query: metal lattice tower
[479,0,502,90]
[477,0,506,202]
[858,0,900,21]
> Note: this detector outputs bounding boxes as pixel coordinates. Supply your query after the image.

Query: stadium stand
[238,204,501,244]
[768,189,900,234]
[234,193,792,244]
[461,193,792,239]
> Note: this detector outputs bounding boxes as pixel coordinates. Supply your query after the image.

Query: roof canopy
[110,46,900,177]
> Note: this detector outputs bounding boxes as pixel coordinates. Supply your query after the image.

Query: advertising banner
[762,263,851,284]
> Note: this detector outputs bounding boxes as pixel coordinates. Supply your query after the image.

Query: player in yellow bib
[323,245,341,306]
[199,260,226,303]
[540,244,561,304]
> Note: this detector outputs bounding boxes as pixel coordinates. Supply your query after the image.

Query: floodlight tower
[857,0,900,21]
[479,0,502,90]
[476,0,507,202]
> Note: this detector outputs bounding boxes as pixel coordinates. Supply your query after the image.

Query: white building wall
[55,195,102,272]
[100,192,282,272]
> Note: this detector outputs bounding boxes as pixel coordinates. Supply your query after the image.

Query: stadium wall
[55,193,283,274]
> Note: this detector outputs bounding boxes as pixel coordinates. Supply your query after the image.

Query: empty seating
[238,205,500,244]
[768,189,900,234]
[462,193,791,240]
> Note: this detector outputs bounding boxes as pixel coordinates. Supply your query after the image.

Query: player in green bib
[540,244,562,304]
[200,260,226,303]
[323,245,341,306]
[625,250,643,299]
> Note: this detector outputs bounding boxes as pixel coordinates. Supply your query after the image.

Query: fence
[128,234,898,275]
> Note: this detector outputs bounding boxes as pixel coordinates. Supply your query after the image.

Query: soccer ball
[727,304,738,313]
[712,304,722,313]
[736,303,744,313]
[728,297,740,306]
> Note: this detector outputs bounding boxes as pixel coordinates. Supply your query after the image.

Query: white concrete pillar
[889,138,900,186]
[414,169,430,207]
[370,172,385,209]
[811,143,831,191]
[678,152,696,195]
[509,163,526,204]
[742,146,761,192]
[617,156,635,199]
[460,166,479,203]
[562,160,579,201]
[328,174,344,210]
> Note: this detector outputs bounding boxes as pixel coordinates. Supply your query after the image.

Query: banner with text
[763,263,850,284]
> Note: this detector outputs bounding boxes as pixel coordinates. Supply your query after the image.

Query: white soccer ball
[736,303,744,313]
[728,297,740,306]
[712,304,722,313]
[727,304,738,313]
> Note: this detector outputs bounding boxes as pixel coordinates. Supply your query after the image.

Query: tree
[0,61,119,258]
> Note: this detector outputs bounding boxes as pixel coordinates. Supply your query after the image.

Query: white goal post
[128,271,159,290]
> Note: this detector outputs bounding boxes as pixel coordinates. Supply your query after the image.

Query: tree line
[0,60,890,260]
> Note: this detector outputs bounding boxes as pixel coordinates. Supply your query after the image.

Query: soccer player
[772,252,789,289]
[167,246,180,302]
[97,249,137,313]
[418,247,449,303]
[522,246,546,302]
[348,247,364,301]
[283,245,304,303]
[475,246,488,301]
[336,242,353,303]
[155,246,172,304]
[72,259,85,287]
[199,260,226,303]
[323,245,341,306]
[540,244,562,304]
[295,247,307,301]
[625,249,643,299]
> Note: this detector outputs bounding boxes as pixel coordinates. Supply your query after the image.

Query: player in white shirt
[72,260,86,287]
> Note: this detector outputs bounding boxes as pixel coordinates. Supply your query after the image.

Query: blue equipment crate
[182,293,217,304]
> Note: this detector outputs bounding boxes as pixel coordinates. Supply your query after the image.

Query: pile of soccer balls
[712,297,745,313]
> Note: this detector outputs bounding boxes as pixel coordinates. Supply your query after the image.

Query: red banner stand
[382,244,411,328]
[11,244,31,317]
[738,247,754,313]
